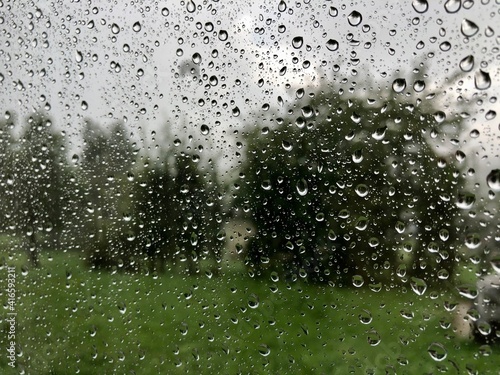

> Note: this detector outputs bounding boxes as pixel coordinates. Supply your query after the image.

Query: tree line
[0,82,479,286]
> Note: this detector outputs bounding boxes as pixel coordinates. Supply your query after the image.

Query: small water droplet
[428,342,447,361]
[392,78,406,93]
[232,107,240,117]
[278,0,287,12]
[461,19,479,37]
[326,39,339,51]
[456,192,475,209]
[75,50,83,63]
[372,126,387,140]
[412,0,429,13]
[352,275,364,287]
[192,52,202,64]
[200,124,210,135]
[475,70,491,90]
[218,30,228,41]
[465,233,481,249]
[258,344,271,356]
[487,169,500,191]
[347,11,363,27]
[161,7,169,17]
[359,310,372,324]
[355,184,368,197]
[295,179,308,196]
[292,36,303,49]
[367,329,381,346]
[413,80,425,92]
[132,21,141,32]
[81,101,88,110]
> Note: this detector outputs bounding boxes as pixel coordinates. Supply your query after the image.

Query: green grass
[0,249,498,374]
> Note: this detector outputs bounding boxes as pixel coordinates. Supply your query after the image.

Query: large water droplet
[292,36,304,49]
[347,11,362,26]
[459,55,474,72]
[218,30,228,41]
[187,0,196,13]
[413,80,425,92]
[475,70,491,90]
[412,0,429,13]
[428,342,447,361]
[326,39,339,51]
[367,329,381,346]
[258,344,271,357]
[487,169,500,191]
[161,7,169,16]
[352,275,364,287]
[296,179,308,196]
[329,7,338,17]
[465,233,481,249]
[200,124,210,135]
[132,21,141,32]
[192,52,202,64]
[455,192,475,209]
[410,277,427,295]
[392,78,406,93]
[461,19,479,37]
[75,50,83,63]
[278,0,287,12]
[359,309,372,324]
[444,0,461,13]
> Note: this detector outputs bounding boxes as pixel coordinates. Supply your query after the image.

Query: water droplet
[296,179,308,196]
[352,149,363,163]
[487,169,500,191]
[248,294,259,309]
[209,75,218,86]
[428,342,447,361]
[461,19,479,37]
[456,192,475,209]
[410,277,427,295]
[111,23,120,34]
[161,7,169,17]
[355,184,368,197]
[392,78,406,93]
[465,233,481,249]
[459,55,474,72]
[278,0,287,12]
[187,0,196,13]
[75,50,83,63]
[372,126,387,140]
[326,39,339,51]
[352,275,364,287]
[485,26,495,37]
[413,80,425,92]
[132,21,141,32]
[347,11,363,27]
[359,309,372,324]
[218,30,228,41]
[192,52,202,64]
[118,302,127,314]
[444,0,461,13]
[258,344,271,357]
[329,6,338,17]
[292,36,303,49]
[412,0,429,13]
[433,111,446,123]
[439,41,451,51]
[475,70,491,90]
[367,329,381,346]
[232,107,240,117]
[200,124,210,135]
[395,221,406,234]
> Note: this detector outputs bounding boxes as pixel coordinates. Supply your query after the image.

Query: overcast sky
[1,0,499,182]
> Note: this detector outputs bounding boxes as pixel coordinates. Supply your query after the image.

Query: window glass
[1,1,499,373]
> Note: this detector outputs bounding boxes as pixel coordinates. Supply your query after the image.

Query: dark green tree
[234,80,467,286]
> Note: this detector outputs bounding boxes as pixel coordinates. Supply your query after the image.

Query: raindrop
[395,221,406,234]
[359,310,372,324]
[248,294,259,309]
[433,111,446,123]
[439,41,451,51]
[410,277,427,295]
[412,0,429,13]
[352,149,363,163]
[392,78,406,93]
[486,169,500,191]
[475,70,491,90]
[218,30,228,41]
[258,344,271,357]
[372,126,387,140]
[161,7,169,16]
[485,26,494,37]
[459,55,474,72]
[329,7,338,17]
[428,342,447,361]
[355,184,368,197]
[461,19,479,37]
[444,0,461,13]
[491,256,500,273]
[192,53,202,64]
[296,179,308,196]
[111,23,120,34]
[352,275,364,287]
[465,233,481,249]
[413,80,425,92]
[367,329,381,346]
[118,302,127,314]
[455,192,475,209]
[232,107,240,117]
[200,124,210,135]
[347,11,363,27]
[187,0,196,13]
[278,0,287,12]
[75,50,83,63]
[81,101,88,110]
[326,39,339,51]
[132,21,141,32]
[292,36,304,49]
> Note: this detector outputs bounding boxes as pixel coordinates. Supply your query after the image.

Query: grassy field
[0,249,498,374]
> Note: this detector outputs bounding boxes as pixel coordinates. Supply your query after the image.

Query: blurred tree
[8,113,68,267]
[234,81,467,286]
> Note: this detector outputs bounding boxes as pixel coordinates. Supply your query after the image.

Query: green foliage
[235,87,466,285]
